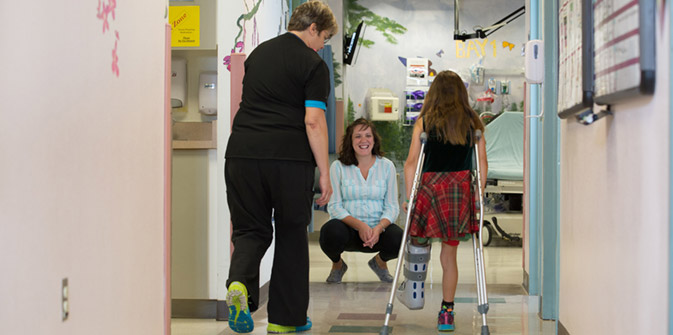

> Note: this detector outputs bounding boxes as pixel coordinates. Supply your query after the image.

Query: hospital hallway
[172,236,556,335]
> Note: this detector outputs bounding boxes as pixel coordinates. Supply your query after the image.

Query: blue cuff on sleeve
[305,100,327,111]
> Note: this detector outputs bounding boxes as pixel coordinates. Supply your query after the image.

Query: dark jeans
[225,158,314,327]
[319,218,403,263]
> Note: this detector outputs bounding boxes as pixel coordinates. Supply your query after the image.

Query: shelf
[172,121,217,149]
[484,68,525,77]
[485,180,523,194]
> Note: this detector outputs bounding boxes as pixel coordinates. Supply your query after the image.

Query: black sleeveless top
[422,119,472,173]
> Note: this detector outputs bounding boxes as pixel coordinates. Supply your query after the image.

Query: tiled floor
[172,235,557,334]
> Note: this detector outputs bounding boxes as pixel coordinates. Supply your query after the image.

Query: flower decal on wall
[97,0,120,77]
[223,0,264,71]
[223,41,245,71]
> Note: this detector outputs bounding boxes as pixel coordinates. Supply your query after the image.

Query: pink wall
[0,1,169,334]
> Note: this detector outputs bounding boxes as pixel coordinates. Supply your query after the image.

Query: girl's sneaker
[437,307,455,332]
[226,281,254,333]
[267,317,312,334]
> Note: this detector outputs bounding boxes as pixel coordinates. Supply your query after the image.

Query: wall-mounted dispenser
[365,88,399,121]
[198,71,217,115]
[171,58,187,108]
[524,40,544,84]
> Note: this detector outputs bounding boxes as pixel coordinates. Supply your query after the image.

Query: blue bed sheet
[484,111,524,180]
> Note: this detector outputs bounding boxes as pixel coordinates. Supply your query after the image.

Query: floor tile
[172,238,556,335]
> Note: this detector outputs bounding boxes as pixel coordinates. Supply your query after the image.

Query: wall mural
[344,0,409,163]
[345,0,526,117]
[97,0,120,77]
[223,0,290,71]
[343,0,526,165]
[346,0,407,48]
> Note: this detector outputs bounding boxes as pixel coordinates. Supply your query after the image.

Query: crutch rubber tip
[380,326,391,335]
[481,325,490,335]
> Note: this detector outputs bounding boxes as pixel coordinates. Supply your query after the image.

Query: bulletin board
[593,0,655,104]
[557,0,593,119]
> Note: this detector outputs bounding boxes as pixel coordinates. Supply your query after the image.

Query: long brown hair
[338,118,384,166]
[419,70,484,145]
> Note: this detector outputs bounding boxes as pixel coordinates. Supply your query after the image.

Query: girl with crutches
[384,70,488,333]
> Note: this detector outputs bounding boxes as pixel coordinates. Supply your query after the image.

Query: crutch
[380,132,428,335]
[472,129,490,334]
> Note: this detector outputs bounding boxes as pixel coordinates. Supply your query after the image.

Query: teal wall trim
[529,86,541,296]
[527,0,541,296]
[540,0,560,320]
[317,45,337,153]
[669,0,673,333]
[291,0,306,11]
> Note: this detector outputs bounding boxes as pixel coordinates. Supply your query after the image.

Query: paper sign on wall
[169,6,200,47]
[406,58,428,86]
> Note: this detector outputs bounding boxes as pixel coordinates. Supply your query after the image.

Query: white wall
[558,8,670,334]
[170,49,217,300]
[0,1,168,334]
[171,150,211,299]
[169,0,219,301]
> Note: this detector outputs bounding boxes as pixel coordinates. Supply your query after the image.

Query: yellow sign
[455,39,498,58]
[170,6,200,47]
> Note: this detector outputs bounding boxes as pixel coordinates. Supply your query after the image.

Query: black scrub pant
[319,219,404,263]
[225,158,314,327]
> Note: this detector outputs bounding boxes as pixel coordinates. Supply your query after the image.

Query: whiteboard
[593,0,655,104]
[557,0,594,119]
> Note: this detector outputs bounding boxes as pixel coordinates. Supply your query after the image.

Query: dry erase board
[593,0,655,104]
[557,0,594,119]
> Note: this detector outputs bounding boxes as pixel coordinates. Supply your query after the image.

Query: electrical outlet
[62,278,69,321]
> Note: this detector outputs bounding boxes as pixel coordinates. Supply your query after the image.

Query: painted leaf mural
[346,0,407,47]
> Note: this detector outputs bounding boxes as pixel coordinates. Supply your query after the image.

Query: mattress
[484,111,524,180]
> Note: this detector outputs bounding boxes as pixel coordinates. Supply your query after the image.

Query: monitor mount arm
[453,1,525,41]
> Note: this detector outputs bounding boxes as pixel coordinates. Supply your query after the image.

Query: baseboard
[173,281,271,320]
[523,270,530,293]
[558,320,570,335]
[259,280,269,306]
[216,300,229,321]
[172,299,217,319]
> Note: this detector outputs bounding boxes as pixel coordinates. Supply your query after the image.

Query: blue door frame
[540,0,560,320]
[528,0,561,321]
[669,1,673,333]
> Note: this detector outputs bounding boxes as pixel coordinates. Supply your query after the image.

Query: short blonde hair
[288,1,338,38]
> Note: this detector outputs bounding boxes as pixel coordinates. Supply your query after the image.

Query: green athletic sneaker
[267,317,312,334]
[226,281,254,333]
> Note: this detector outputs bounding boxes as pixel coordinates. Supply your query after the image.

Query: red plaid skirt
[409,170,478,241]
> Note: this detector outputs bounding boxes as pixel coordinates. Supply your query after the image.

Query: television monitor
[343,21,364,65]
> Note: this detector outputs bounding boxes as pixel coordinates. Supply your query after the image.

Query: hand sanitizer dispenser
[171,58,187,108]
[198,71,217,115]
[525,40,544,84]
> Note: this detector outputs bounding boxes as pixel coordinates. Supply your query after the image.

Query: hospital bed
[481,111,524,246]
